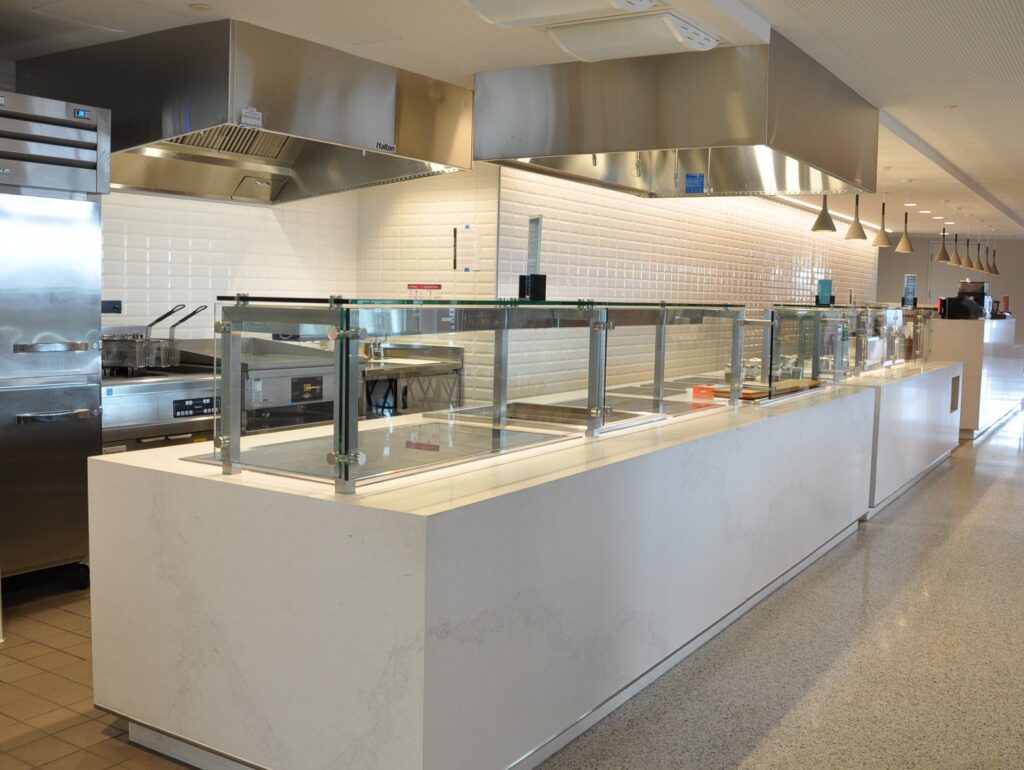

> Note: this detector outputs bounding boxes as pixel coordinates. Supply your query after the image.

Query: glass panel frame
[207,299,746,493]
[761,304,858,398]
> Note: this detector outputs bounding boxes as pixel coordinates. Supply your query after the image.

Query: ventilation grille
[168,125,289,159]
[0,113,99,169]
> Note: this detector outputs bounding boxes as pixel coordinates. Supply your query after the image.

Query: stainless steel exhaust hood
[474,33,877,197]
[17,20,473,204]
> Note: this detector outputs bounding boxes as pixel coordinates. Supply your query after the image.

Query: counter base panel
[861,451,952,522]
[505,518,861,770]
[89,388,874,770]
[930,319,1023,435]
[864,363,963,507]
[129,722,257,770]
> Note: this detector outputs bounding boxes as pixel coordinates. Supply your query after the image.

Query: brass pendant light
[845,194,867,240]
[811,194,836,232]
[950,233,962,266]
[965,237,974,269]
[934,228,951,262]
[992,248,1000,276]
[983,245,993,273]
[895,211,914,253]
[975,241,984,272]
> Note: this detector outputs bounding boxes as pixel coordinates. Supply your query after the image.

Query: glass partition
[602,304,744,417]
[199,299,746,493]
[854,305,906,371]
[903,307,933,363]
[748,305,858,399]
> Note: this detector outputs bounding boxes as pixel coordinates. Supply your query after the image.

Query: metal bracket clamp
[328,295,346,308]
[234,293,250,305]
[327,326,367,341]
[214,321,231,334]
[588,405,614,417]
[591,321,616,332]
[327,451,367,467]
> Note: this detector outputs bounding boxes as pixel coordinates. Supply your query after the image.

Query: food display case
[194,298,748,493]
[727,305,857,400]
[852,305,933,372]
[902,307,934,363]
[855,305,905,371]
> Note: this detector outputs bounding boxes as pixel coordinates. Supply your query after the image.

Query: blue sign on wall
[684,173,705,194]
[817,279,833,305]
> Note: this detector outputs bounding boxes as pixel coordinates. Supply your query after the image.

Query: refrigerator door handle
[13,341,93,353]
[16,407,100,423]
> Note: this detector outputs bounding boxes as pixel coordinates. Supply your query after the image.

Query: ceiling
[1,0,1022,237]
[744,0,1024,238]
[0,0,769,83]
[792,125,1019,244]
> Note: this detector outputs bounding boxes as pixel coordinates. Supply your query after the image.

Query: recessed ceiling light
[920,210,931,213]
[945,221,955,225]
[189,3,211,10]
[904,202,916,207]
[932,216,943,220]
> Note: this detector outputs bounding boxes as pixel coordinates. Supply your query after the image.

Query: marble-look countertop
[844,359,960,387]
[95,384,869,517]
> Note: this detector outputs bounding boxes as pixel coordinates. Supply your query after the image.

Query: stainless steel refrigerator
[0,90,110,576]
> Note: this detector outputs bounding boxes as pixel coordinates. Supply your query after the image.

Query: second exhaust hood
[474,32,877,197]
[17,20,473,205]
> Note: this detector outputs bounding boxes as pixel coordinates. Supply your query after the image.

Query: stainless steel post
[811,316,823,381]
[854,310,866,373]
[492,310,509,428]
[587,309,609,436]
[653,309,667,413]
[730,312,745,406]
[334,309,362,494]
[218,318,241,475]
[762,309,776,394]
[835,319,850,383]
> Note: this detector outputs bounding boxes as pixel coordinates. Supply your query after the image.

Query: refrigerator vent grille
[0,91,109,194]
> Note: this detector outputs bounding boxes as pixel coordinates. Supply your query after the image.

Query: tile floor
[0,587,191,768]
[3,411,1022,769]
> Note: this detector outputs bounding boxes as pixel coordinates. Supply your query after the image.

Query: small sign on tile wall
[408,283,442,300]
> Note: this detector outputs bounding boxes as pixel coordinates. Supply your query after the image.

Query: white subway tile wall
[100,190,359,338]
[496,166,879,397]
[497,167,877,305]
[356,165,500,401]
[356,163,499,299]
[100,163,878,405]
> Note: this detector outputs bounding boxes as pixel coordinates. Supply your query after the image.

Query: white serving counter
[844,361,963,515]
[930,318,1024,438]
[89,385,876,770]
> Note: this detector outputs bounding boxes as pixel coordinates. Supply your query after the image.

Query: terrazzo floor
[539,409,1024,770]
[2,410,1022,769]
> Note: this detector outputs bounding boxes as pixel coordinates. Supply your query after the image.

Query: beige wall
[877,234,1024,343]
